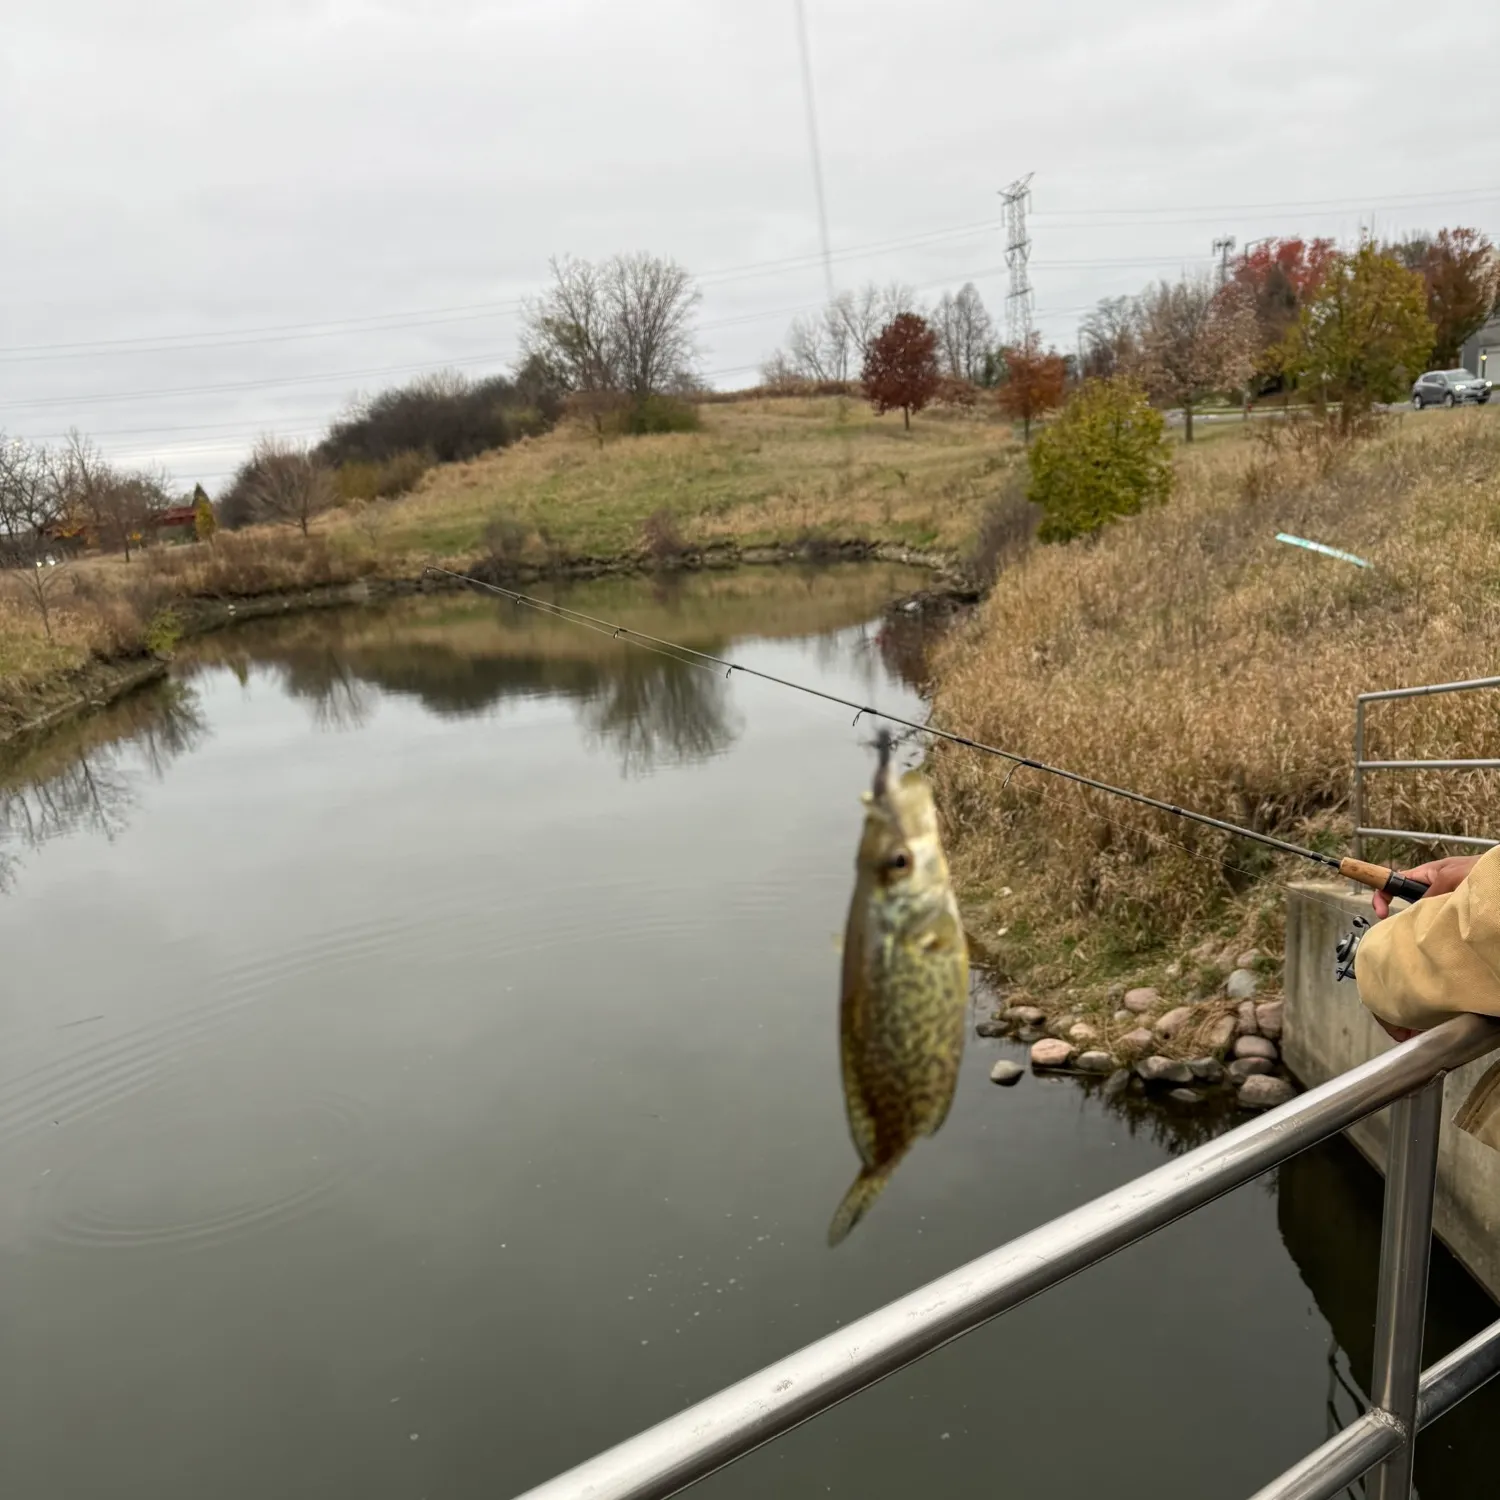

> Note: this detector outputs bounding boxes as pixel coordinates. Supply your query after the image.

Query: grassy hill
[334,394,1019,562]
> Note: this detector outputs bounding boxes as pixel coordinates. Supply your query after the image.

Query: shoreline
[0,543,972,751]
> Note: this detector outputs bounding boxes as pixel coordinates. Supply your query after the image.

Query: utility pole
[1213,235,1236,288]
[1000,174,1034,349]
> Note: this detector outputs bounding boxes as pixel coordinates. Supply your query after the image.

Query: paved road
[1163,398,1492,426]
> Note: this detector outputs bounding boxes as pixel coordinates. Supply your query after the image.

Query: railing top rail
[1357,675,1500,704]
[1357,758,1500,771]
[511,1015,1500,1500]
[1355,827,1499,850]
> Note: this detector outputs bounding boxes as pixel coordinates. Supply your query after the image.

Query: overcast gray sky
[3,0,1496,491]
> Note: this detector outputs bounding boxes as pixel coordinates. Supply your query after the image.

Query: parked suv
[1410,369,1491,408]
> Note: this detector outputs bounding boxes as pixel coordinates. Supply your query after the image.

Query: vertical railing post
[1353,696,1366,866]
[1368,1078,1445,1500]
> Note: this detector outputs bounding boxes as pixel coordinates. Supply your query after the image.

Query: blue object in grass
[1275,532,1371,569]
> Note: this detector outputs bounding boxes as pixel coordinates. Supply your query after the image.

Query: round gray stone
[1075,1050,1116,1074]
[1237,1074,1296,1110]
[1137,1055,1195,1086]
[1154,1005,1195,1040]
[1167,1088,1204,1105]
[1226,968,1261,1001]
[1102,1067,1132,1099]
[1228,1057,1274,1082]
[1234,1034,1279,1061]
[989,1059,1025,1086]
[1123,987,1161,1014]
[975,1020,1009,1038]
[1187,1057,1225,1084]
[1204,1015,1239,1055]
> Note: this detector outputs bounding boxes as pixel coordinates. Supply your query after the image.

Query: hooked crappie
[829,731,969,1246]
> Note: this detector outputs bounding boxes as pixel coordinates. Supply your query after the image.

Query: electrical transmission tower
[1213,235,1236,287]
[1000,174,1034,347]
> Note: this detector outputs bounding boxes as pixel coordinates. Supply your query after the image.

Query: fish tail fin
[827,1161,898,1247]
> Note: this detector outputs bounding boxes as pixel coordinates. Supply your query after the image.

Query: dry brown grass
[929,407,1500,993]
[0,530,378,727]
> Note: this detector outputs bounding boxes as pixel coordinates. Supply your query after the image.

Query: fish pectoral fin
[913,908,962,953]
[827,1158,902,1247]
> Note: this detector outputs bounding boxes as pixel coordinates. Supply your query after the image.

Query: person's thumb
[1372,891,1391,920]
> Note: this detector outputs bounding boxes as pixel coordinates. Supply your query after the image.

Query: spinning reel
[1333,917,1370,985]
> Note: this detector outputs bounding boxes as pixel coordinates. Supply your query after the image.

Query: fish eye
[886,850,911,873]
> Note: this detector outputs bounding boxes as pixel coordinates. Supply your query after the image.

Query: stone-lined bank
[974,940,1299,1112]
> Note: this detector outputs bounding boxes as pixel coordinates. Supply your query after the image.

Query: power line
[7,183,1496,366]
[6,257,1112,418]
[792,0,835,306]
[0,218,1009,365]
[1033,185,1500,220]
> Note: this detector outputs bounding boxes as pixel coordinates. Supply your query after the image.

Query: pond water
[0,564,1494,1500]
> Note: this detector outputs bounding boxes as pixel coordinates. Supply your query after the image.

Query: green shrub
[144,607,183,657]
[611,396,702,436]
[334,450,432,503]
[1028,378,1172,543]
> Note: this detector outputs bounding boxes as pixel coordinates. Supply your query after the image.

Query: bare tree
[773,282,919,384]
[521,253,701,434]
[521,256,620,397]
[784,307,850,382]
[232,436,335,536]
[934,283,994,382]
[833,282,916,361]
[603,252,701,399]
[1134,274,1257,441]
[759,349,802,391]
[0,436,69,639]
[1079,296,1140,380]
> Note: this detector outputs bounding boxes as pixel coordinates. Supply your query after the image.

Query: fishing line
[422,567,1432,916]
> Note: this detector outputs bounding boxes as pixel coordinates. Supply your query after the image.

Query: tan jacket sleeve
[1354,845,1500,1030]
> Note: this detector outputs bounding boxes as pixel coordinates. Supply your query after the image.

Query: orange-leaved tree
[996,332,1067,443]
[861,313,939,430]
[1390,228,1499,367]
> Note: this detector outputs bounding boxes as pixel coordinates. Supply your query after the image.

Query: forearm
[1355,845,1500,1029]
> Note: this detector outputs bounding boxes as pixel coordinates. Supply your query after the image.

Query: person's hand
[1371,855,1481,920]
[1367,855,1481,1042]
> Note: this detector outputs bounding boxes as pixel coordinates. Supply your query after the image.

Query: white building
[1460,311,1500,381]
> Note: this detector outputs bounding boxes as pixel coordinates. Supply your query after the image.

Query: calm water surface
[1,565,1494,1499]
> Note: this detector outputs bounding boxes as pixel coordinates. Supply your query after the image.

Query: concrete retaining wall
[1284,880,1500,1301]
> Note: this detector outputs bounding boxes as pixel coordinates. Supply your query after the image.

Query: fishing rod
[422,566,1433,915]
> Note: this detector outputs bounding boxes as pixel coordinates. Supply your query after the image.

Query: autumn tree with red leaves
[995,332,1068,442]
[861,312,940,429]
[1232,238,1336,389]
[1388,228,1499,366]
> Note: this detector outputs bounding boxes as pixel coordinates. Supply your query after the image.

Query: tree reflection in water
[0,682,208,892]
[576,648,737,776]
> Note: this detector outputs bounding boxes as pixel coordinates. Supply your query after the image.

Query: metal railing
[1353,676,1500,861]
[513,1014,1500,1500]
